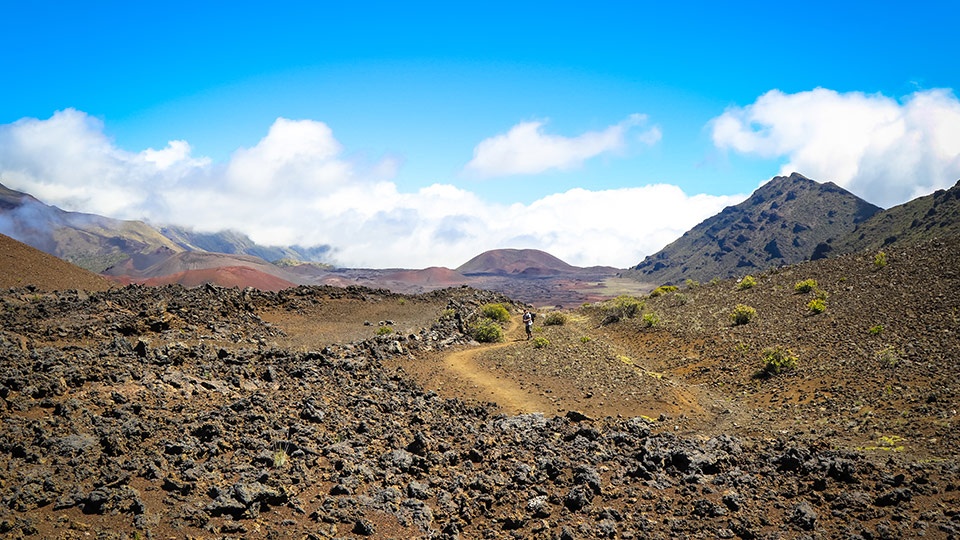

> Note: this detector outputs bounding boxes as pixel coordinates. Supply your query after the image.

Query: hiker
[523,310,534,340]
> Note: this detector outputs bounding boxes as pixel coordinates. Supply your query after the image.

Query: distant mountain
[0,182,185,273]
[825,179,960,257]
[0,232,113,291]
[159,225,331,263]
[457,249,582,276]
[630,173,882,285]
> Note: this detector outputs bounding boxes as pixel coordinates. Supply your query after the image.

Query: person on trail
[522,310,534,340]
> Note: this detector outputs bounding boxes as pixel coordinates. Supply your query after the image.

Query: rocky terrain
[2,234,960,538]
[630,173,881,285]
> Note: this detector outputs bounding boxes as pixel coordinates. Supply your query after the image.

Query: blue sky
[1,1,959,268]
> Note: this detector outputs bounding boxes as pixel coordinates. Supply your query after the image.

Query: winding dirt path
[440,318,552,414]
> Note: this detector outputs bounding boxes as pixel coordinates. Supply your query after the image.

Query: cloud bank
[464,114,661,177]
[0,109,733,269]
[711,88,960,208]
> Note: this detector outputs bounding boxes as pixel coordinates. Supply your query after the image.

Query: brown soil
[2,236,960,538]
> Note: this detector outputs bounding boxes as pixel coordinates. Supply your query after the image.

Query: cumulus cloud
[0,109,737,268]
[711,88,960,207]
[464,114,661,178]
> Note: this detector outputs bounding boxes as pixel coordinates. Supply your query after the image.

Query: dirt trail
[439,318,553,415]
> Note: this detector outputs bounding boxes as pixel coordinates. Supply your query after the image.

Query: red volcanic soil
[119,266,296,292]
[457,248,580,275]
[0,233,113,291]
[382,266,471,287]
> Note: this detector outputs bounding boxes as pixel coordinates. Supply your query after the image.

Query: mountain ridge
[630,173,882,284]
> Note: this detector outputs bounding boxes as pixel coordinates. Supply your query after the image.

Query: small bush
[876,346,900,367]
[794,279,818,294]
[376,326,394,336]
[710,277,721,286]
[730,304,757,325]
[543,312,567,326]
[438,308,456,321]
[762,346,798,375]
[869,324,883,335]
[600,295,644,323]
[737,275,757,290]
[642,312,660,327]
[807,298,826,314]
[532,336,549,348]
[472,319,503,343]
[650,285,679,298]
[685,279,700,289]
[874,251,887,269]
[480,303,511,323]
[579,336,592,343]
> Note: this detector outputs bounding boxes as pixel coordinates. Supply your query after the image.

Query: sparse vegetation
[869,324,883,335]
[650,285,679,298]
[730,304,757,325]
[642,312,660,327]
[438,308,456,321]
[876,346,900,367]
[472,319,503,343]
[272,441,291,468]
[480,303,511,323]
[874,251,888,269]
[532,336,549,348]
[598,295,644,323]
[807,298,826,314]
[579,336,592,343]
[376,326,394,336]
[761,346,798,375]
[543,312,567,326]
[685,279,700,289]
[794,279,818,294]
[738,275,757,290]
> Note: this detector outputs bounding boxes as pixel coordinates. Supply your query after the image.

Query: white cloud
[711,88,960,207]
[464,114,661,178]
[0,109,738,269]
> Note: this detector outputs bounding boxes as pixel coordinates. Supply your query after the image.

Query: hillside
[0,182,186,273]
[1,236,958,538]
[457,248,581,275]
[159,225,332,264]
[826,178,960,256]
[0,233,113,291]
[630,173,881,285]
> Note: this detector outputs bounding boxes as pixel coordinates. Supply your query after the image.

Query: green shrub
[710,277,721,286]
[376,326,394,336]
[650,285,679,298]
[642,312,660,327]
[543,312,567,326]
[480,303,511,322]
[472,319,503,343]
[761,346,798,375]
[807,298,826,314]
[794,279,818,294]
[737,275,757,290]
[438,308,456,321]
[730,304,757,325]
[869,324,883,335]
[876,346,900,367]
[600,295,644,322]
[874,251,887,269]
[532,336,549,349]
[685,279,700,289]
[580,336,592,343]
